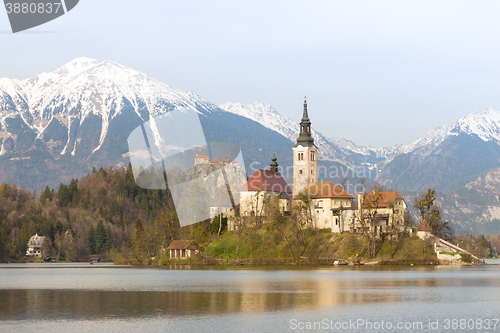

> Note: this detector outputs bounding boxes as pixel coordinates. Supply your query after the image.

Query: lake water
[1,261,499,332]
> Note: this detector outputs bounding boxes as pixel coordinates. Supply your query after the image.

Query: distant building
[194,154,210,165]
[416,219,433,240]
[194,154,241,168]
[26,234,45,257]
[211,157,230,165]
[167,240,200,259]
[355,191,407,234]
[309,181,355,232]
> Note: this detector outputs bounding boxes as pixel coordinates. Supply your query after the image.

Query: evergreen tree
[97,187,107,205]
[88,225,96,254]
[58,183,70,208]
[95,220,106,253]
[84,190,91,209]
[40,186,52,204]
[104,225,113,251]
[0,220,8,261]
[68,179,79,203]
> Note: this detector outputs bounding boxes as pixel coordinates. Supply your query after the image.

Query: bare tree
[359,190,382,258]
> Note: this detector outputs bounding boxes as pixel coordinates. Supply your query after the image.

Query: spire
[302,96,309,121]
[294,97,316,148]
[270,153,279,174]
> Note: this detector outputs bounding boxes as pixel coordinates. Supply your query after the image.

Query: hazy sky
[2,0,500,147]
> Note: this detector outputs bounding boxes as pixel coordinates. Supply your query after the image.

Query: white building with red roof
[229,155,292,230]
[194,154,210,165]
[309,181,355,232]
[26,233,46,257]
[356,191,407,234]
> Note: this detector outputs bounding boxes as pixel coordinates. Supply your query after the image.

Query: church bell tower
[292,98,318,198]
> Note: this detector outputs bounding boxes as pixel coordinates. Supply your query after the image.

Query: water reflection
[0,288,412,320]
[0,264,499,322]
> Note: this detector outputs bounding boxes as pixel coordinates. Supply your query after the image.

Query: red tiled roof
[362,192,404,208]
[211,157,231,163]
[417,220,432,232]
[239,169,292,194]
[309,181,354,199]
[195,154,209,159]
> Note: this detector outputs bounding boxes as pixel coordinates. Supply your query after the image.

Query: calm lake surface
[1,261,500,332]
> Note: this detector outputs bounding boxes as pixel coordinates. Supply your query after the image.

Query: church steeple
[302,98,310,121]
[292,97,318,198]
[269,153,279,174]
[295,97,315,148]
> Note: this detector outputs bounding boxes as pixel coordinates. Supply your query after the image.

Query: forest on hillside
[0,164,190,262]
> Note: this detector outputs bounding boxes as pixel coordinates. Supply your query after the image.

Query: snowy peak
[397,108,500,157]
[0,57,214,121]
[0,57,216,156]
[454,108,500,142]
[53,57,101,76]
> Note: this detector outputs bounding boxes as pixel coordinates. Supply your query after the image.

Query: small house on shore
[26,234,45,257]
[167,240,200,259]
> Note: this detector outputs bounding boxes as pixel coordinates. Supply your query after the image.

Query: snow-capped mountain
[0,58,299,189]
[390,108,500,159]
[0,57,220,157]
[219,100,500,194]
[221,102,500,167]
[2,56,500,198]
[378,108,500,192]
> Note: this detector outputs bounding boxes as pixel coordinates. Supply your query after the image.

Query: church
[291,98,356,231]
[227,98,360,232]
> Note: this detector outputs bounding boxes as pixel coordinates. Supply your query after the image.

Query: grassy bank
[154,229,438,266]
